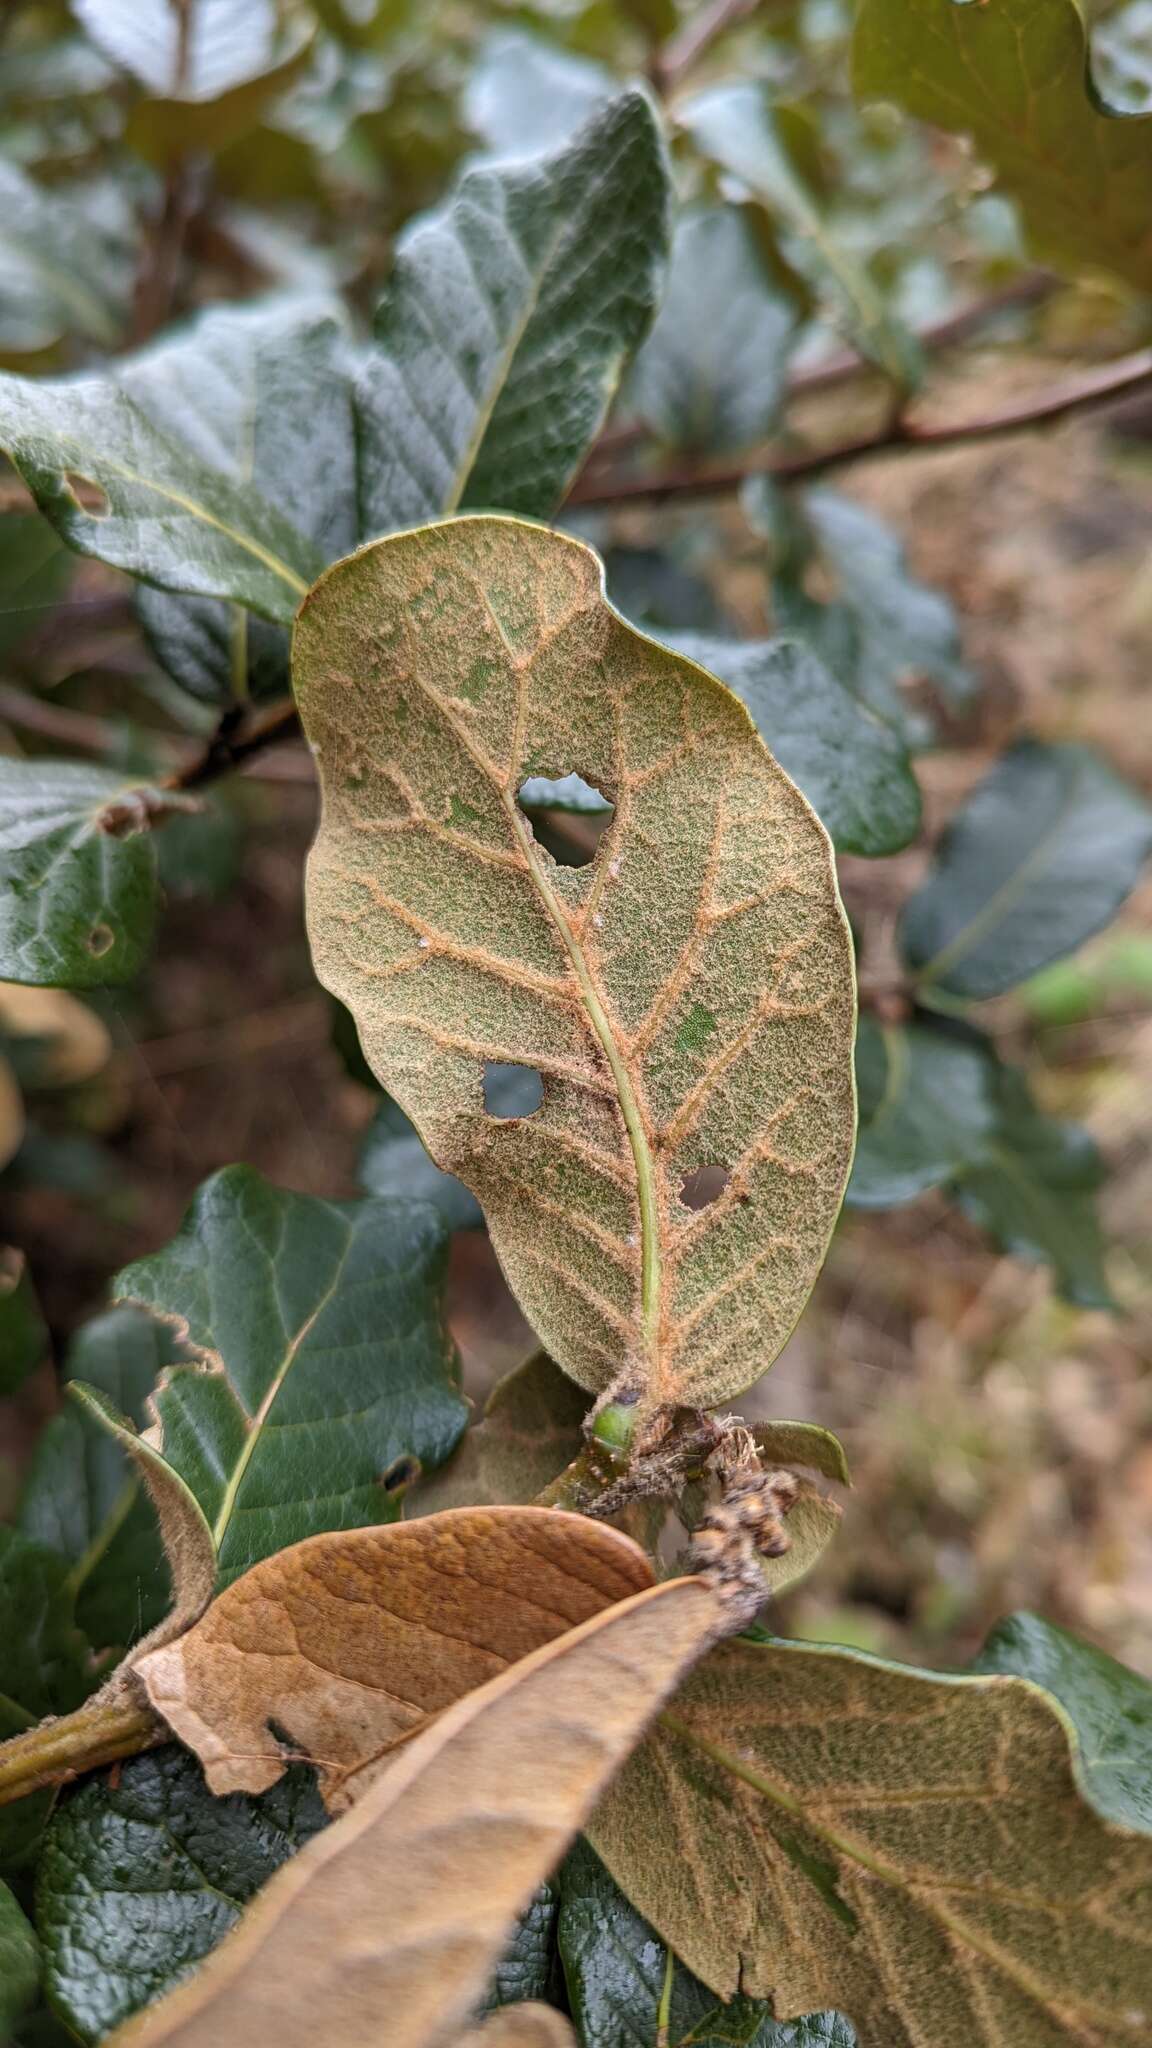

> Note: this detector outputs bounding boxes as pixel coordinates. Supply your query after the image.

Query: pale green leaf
[464,30,613,159]
[0,160,131,358]
[295,516,857,1411]
[72,0,311,104]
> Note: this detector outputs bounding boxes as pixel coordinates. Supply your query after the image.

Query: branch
[0,1696,164,1808]
[654,0,771,93]
[567,346,1152,507]
[160,696,300,792]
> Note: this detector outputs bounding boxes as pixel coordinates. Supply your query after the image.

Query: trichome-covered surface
[295,516,855,1410]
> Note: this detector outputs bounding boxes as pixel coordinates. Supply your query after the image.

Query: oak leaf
[134,1506,655,1803]
[295,517,856,1412]
[107,1577,720,2048]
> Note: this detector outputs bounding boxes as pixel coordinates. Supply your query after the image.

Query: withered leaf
[295,517,856,1413]
[459,2008,575,2048]
[107,1577,721,2048]
[135,1506,655,1803]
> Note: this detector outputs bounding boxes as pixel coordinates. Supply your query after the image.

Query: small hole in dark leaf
[63,473,110,517]
[679,1165,730,1211]
[483,1062,544,1118]
[86,923,114,957]
[516,773,614,868]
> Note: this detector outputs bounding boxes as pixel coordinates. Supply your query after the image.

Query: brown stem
[654,0,770,93]
[161,697,300,792]
[567,346,1152,506]
[0,1697,164,1808]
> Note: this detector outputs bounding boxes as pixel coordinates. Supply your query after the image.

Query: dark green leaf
[0,1880,40,2037]
[680,84,919,389]
[464,30,613,159]
[357,90,671,532]
[0,760,198,988]
[556,1838,855,2048]
[973,1612,1152,1831]
[36,1746,327,2045]
[901,741,1152,999]
[0,161,131,358]
[359,1095,484,1230]
[19,1305,192,1653]
[0,515,72,664]
[0,1529,93,1872]
[112,1166,468,1584]
[0,1247,48,1395]
[848,1015,994,1208]
[667,633,921,856]
[132,298,357,703]
[629,205,800,456]
[483,1883,559,2013]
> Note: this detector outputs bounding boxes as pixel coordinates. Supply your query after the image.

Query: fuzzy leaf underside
[295,517,856,1409]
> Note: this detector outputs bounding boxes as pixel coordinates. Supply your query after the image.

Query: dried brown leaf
[135,1505,655,1802]
[459,2008,575,2048]
[107,1576,720,2048]
[295,516,856,1413]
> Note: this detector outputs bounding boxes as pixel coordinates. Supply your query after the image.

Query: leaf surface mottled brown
[295,517,856,1409]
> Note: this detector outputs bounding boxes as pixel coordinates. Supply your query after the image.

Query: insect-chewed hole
[62,472,110,517]
[380,1452,420,1496]
[85,923,114,958]
[483,1061,544,1118]
[679,1164,731,1211]
[516,772,614,868]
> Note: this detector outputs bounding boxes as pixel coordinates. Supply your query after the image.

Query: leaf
[103,1577,720,2048]
[666,633,921,857]
[0,1528,93,1871]
[589,1633,1152,2042]
[901,741,1152,999]
[752,1420,850,1488]
[464,2009,575,2048]
[19,1305,190,1653]
[0,1247,47,1394]
[0,514,72,663]
[464,30,613,160]
[135,1506,657,1803]
[680,86,920,390]
[356,92,671,534]
[36,1746,328,2046]
[0,982,112,1087]
[484,1884,559,2014]
[131,299,357,705]
[853,0,1152,293]
[0,301,345,623]
[73,0,311,102]
[629,206,801,457]
[296,516,856,1411]
[972,1611,1152,1830]
[112,1165,468,1584]
[359,1094,485,1229]
[0,1879,39,2036]
[758,1486,841,1599]
[412,1353,587,1514]
[0,161,131,358]
[556,1837,855,2048]
[848,1015,996,1208]
[0,760,201,989]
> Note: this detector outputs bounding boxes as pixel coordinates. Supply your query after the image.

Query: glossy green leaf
[629,206,801,456]
[132,298,356,704]
[0,514,71,664]
[19,1305,193,1652]
[680,84,920,389]
[464,31,613,159]
[848,1015,995,1208]
[412,1352,587,1514]
[0,160,131,358]
[669,633,921,857]
[112,1165,467,1585]
[0,759,200,989]
[901,741,1152,999]
[973,1611,1152,1830]
[0,1247,48,1394]
[0,1880,40,2037]
[36,1746,327,2046]
[357,91,671,533]
[853,0,1152,292]
[484,1883,559,2014]
[557,1839,854,2048]
[0,1528,93,1871]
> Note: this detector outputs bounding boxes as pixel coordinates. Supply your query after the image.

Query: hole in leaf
[62,473,110,517]
[86,923,114,957]
[483,1062,544,1118]
[516,772,614,868]
[679,1164,730,1211]
[380,1453,420,1495]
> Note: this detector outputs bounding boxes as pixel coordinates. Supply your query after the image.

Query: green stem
[0,1695,164,1808]
[534,1441,625,1513]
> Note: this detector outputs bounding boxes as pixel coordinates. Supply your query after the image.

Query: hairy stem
[0,1696,165,1809]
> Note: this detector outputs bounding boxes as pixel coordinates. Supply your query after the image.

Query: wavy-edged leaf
[112,1166,467,1585]
[296,516,857,1410]
[853,0,1152,292]
[36,1746,327,2046]
[0,1879,39,2036]
[464,30,613,160]
[0,760,202,988]
[412,1353,587,1514]
[629,205,801,457]
[136,1507,656,1803]
[356,91,671,534]
[556,1838,854,2048]
[19,1305,189,1652]
[132,299,357,705]
[668,633,921,857]
[590,1633,1152,2041]
[902,740,1152,999]
[68,1383,217,1641]
[680,85,920,390]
